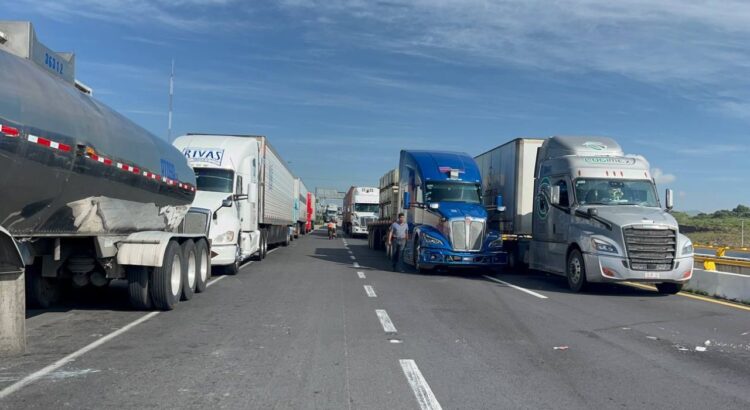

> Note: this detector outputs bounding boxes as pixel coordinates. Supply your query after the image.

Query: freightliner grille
[450,219,485,251]
[623,227,676,271]
[179,210,210,235]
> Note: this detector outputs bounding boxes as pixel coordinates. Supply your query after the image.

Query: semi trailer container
[476,137,695,293]
[173,134,297,274]
[0,21,210,311]
[293,178,309,237]
[367,169,400,251]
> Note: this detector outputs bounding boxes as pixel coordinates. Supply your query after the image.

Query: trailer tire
[566,249,588,293]
[180,240,197,300]
[194,239,210,293]
[150,240,184,310]
[655,283,683,295]
[283,230,291,247]
[127,266,152,310]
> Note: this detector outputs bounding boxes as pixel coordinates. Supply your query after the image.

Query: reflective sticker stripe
[28,134,71,152]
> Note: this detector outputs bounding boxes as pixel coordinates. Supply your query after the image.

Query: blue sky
[7,0,750,212]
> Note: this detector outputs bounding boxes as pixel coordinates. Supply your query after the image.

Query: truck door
[549,177,572,273]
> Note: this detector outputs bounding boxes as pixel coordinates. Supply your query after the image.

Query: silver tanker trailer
[0,21,211,313]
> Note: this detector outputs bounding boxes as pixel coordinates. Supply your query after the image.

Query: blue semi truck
[368,150,507,272]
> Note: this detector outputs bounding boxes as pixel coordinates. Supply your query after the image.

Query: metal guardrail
[694,245,750,273]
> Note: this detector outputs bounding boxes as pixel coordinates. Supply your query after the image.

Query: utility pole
[742,219,745,248]
[167,59,174,142]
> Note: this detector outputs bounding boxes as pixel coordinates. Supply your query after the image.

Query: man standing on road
[387,213,409,272]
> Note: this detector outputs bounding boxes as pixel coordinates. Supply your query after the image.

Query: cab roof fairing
[400,150,482,184]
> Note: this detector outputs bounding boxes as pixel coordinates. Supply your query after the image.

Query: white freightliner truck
[293,178,309,237]
[476,137,695,294]
[173,134,296,275]
[342,186,379,237]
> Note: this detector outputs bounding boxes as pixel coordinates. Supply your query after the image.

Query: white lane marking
[348,250,353,255]
[353,262,360,268]
[357,271,366,279]
[375,309,397,333]
[482,275,548,299]
[206,275,227,287]
[400,359,443,410]
[239,260,254,269]
[267,248,278,254]
[0,276,227,399]
[364,285,377,298]
[350,255,356,260]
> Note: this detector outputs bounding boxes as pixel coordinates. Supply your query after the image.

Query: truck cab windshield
[354,204,379,213]
[195,168,234,193]
[575,179,659,207]
[425,182,481,204]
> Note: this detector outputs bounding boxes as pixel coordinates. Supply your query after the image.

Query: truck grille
[623,227,676,271]
[450,219,485,251]
[179,208,210,235]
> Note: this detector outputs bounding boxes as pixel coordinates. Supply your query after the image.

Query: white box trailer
[475,138,545,236]
[174,134,295,274]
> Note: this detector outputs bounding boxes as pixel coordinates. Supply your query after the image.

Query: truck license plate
[644,272,660,279]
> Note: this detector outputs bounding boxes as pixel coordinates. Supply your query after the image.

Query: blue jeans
[392,239,406,271]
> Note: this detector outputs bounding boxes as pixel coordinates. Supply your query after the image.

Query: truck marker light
[0,124,19,137]
[682,270,692,279]
[602,267,617,278]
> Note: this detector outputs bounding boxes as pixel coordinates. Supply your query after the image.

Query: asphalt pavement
[1,230,749,409]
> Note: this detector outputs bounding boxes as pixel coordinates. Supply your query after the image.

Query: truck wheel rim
[199,248,208,282]
[569,257,582,284]
[187,250,196,287]
[171,254,181,297]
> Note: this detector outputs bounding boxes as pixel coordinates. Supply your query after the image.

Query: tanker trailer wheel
[194,239,211,293]
[655,282,683,295]
[180,240,197,301]
[26,264,64,309]
[127,266,152,310]
[149,240,184,310]
[566,249,588,293]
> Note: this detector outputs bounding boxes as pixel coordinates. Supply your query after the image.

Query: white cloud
[276,0,750,119]
[652,168,676,184]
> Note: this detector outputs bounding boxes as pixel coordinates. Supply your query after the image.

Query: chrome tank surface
[0,50,195,236]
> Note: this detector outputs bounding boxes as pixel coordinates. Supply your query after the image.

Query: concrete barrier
[685,269,750,304]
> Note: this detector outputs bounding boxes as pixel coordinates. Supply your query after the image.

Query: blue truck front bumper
[418,248,508,268]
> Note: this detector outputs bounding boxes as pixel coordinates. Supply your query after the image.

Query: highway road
[1,229,749,409]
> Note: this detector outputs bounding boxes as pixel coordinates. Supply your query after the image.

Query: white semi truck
[342,187,379,237]
[173,134,296,274]
[293,178,310,237]
[476,137,695,294]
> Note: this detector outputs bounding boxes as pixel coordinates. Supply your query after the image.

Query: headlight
[488,238,503,249]
[422,233,444,246]
[213,230,235,245]
[592,238,618,254]
[682,241,694,256]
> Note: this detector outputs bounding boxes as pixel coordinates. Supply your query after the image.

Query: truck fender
[117,231,200,267]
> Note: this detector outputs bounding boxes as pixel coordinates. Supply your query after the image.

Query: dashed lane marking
[375,309,397,333]
[357,271,366,279]
[400,359,443,410]
[364,285,377,297]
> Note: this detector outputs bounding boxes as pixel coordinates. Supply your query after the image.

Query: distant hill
[674,205,749,246]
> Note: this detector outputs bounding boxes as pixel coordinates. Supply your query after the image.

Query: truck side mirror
[233,194,248,201]
[249,182,258,203]
[222,196,233,208]
[665,189,674,211]
[496,195,506,212]
[550,186,560,206]
[403,192,411,210]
